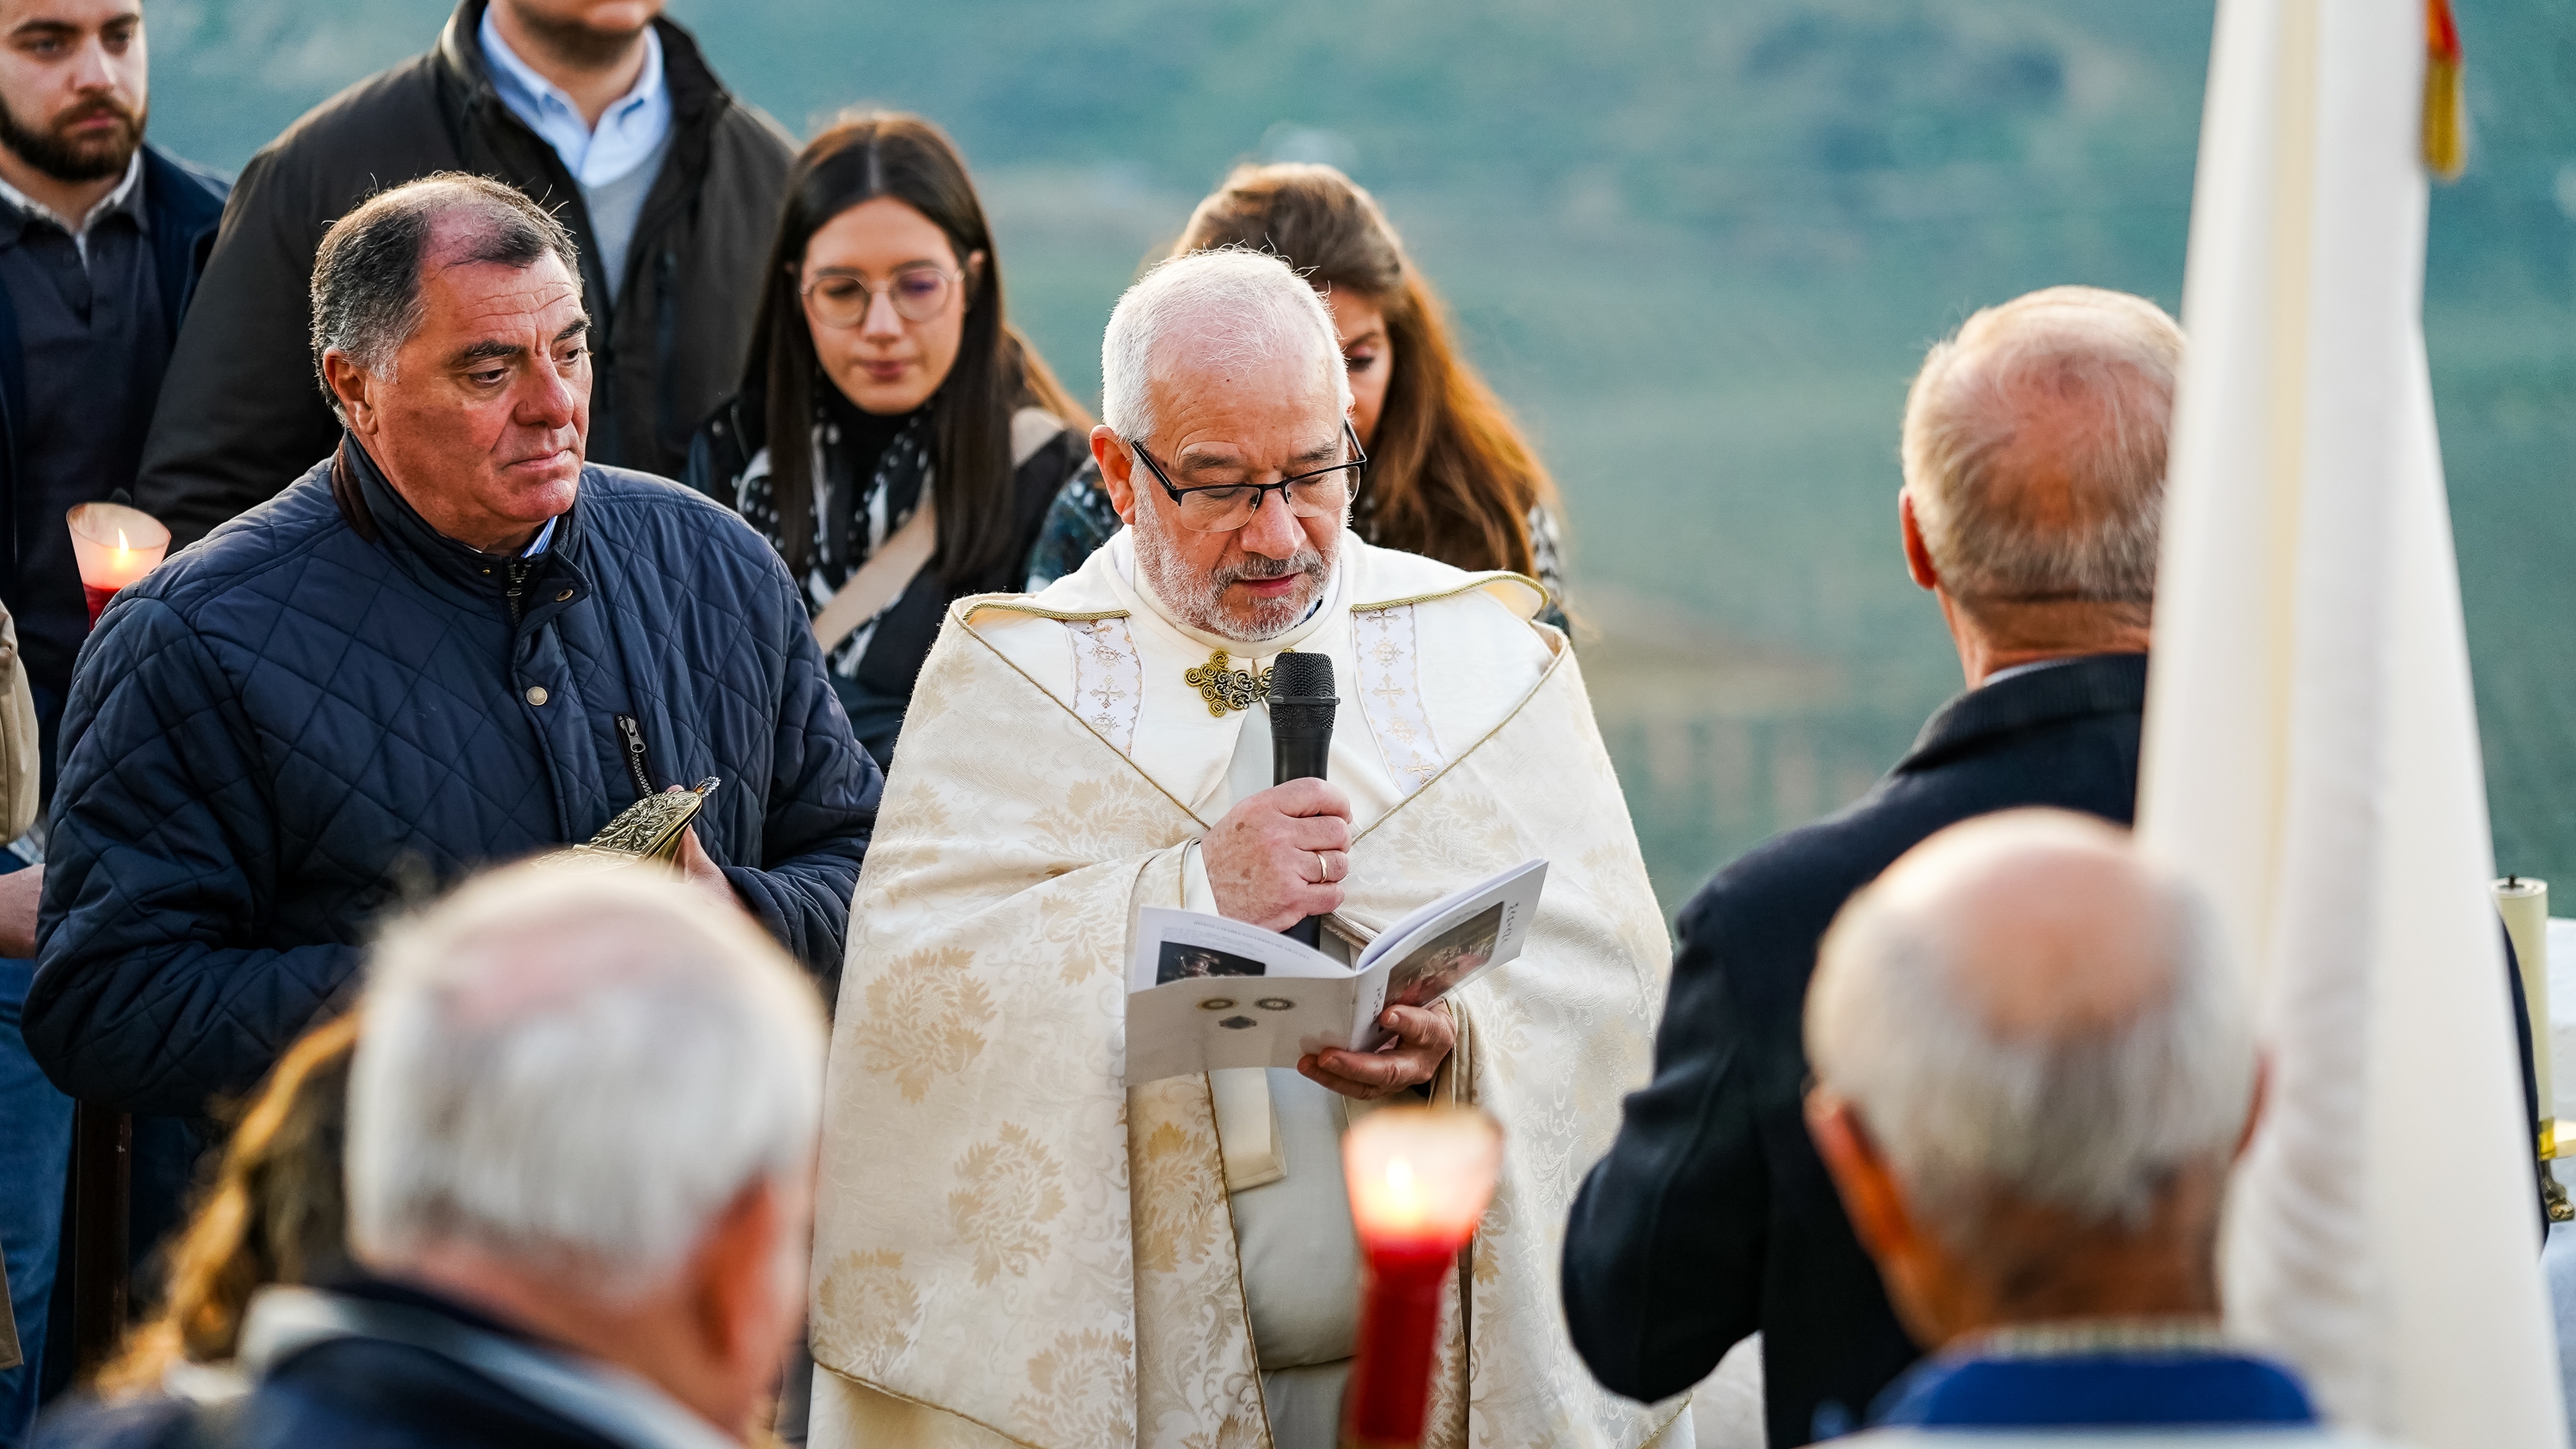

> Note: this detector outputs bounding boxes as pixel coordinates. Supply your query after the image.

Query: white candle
[2494,876,2552,1156]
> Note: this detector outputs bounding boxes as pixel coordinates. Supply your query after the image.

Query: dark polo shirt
[0,157,168,712]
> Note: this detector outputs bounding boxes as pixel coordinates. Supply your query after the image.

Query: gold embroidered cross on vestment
[1183,650,1272,717]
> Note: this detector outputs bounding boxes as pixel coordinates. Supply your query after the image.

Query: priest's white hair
[347,864,826,1300]
[1806,809,2254,1241]
[1901,285,2184,609]
[1102,246,1351,443]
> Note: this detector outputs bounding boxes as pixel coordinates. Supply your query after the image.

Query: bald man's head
[1807,810,2254,1243]
[1868,811,2181,1043]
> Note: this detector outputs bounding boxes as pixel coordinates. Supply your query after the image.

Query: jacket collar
[436,0,731,128]
[1895,652,2148,776]
[1870,1346,2316,1430]
[334,433,584,602]
[239,1282,737,1449]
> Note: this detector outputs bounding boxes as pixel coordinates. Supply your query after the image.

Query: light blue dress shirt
[478,9,675,301]
[477,7,671,189]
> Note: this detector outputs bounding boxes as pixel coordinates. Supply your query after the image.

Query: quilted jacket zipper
[503,554,534,626]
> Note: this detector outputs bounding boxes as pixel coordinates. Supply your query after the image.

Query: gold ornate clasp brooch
[1184,650,1272,716]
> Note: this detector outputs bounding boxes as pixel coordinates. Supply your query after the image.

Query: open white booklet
[1124,858,1547,1085]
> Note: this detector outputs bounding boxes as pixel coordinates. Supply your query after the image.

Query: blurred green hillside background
[147,0,2576,912]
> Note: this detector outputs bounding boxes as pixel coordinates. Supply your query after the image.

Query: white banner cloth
[2138,1,2564,1444]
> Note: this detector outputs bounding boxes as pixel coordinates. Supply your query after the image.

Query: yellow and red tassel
[2424,0,2468,181]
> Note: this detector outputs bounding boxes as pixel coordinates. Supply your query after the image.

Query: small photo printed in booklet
[1387,901,1505,1010]
[1157,940,1269,985]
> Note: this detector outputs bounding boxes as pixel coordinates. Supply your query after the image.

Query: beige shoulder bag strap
[0,608,37,842]
[808,409,1068,655]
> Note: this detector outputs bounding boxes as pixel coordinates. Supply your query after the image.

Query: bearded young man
[0,0,223,1434]
[805,250,1682,1449]
[134,0,790,547]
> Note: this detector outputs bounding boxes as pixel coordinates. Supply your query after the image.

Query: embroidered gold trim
[956,616,1212,829]
[810,1361,1053,1449]
[1352,569,1547,619]
[1066,617,1143,752]
[956,594,1131,626]
[1350,636,1571,848]
[1352,604,1445,790]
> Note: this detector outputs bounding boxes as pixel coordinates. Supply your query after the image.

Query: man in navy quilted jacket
[21,174,880,1162]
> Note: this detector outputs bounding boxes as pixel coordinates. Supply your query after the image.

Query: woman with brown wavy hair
[1024,162,1567,624]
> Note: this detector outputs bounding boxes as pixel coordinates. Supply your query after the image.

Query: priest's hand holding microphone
[1200,652,1453,1100]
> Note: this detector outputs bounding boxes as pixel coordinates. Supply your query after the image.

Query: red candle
[1340,1106,1503,1449]
[67,503,169,626]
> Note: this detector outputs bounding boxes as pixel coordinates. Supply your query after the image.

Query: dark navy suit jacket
[1562,653,2150,1446]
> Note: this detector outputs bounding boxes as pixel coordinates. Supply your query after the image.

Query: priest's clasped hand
[1299,1003,1455,1100]
[1204,777,1353,930]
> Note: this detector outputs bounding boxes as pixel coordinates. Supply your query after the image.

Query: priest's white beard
[1132,503,1340,642]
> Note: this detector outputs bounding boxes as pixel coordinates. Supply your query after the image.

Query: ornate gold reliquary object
[563,777,722,867]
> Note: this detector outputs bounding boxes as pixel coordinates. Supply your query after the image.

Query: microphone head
[1269,651,1336,702]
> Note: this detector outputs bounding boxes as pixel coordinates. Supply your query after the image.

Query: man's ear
[690,1175,791,1376]
[322,351,379,440]
[1899,489,1941,592]
[1091,425,1140,524]
[1806,1089,1912,1261]
[2236,1053,2269,1162]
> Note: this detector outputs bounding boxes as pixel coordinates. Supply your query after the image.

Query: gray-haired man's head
[346,862,824,1437]
[1804,809,2256,1344]
[1900,287,2184,623]
[1092,247,1357,641]
[310,173,592,556]
[310,173,581,408]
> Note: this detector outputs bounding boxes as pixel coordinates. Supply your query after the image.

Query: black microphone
[1267,652,1338,949]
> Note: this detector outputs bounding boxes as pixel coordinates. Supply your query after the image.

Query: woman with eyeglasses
[687,113,1096,768]
[1025,163,1568,629]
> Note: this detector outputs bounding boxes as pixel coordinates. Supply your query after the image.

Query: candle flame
[1376,1156,1425,1228]
[1343,1106,1503,1249]
[115,528,129,549]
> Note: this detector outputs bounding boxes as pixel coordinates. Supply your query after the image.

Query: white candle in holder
[2494,876,2551,1155]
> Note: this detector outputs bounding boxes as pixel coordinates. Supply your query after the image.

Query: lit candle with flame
[66,503,170,627]
[1341,1106,1502,1448]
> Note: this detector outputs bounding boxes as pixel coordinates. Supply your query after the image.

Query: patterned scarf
[733,406,934,676]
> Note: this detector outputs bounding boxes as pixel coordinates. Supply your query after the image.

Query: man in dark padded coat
[134,0,791,547]
[25,178,877,1196]
[1561,287,2182,1446]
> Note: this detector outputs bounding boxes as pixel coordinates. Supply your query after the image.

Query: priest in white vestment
[805,249,1687,1448]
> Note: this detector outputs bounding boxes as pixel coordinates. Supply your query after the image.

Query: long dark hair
[1176,163,1557,579]
[743,113,1087,587]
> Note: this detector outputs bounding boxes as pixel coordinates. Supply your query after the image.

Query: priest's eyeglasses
[1126,421,1369,534]
[801,264,964,328]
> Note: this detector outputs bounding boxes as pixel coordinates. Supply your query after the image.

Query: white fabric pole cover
[2139,0,2564,1443]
